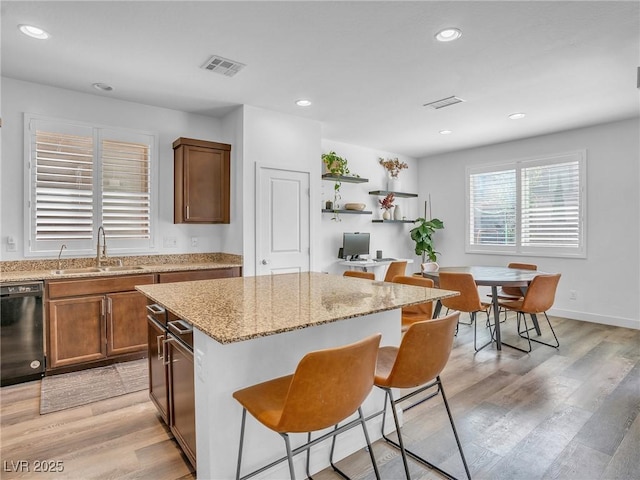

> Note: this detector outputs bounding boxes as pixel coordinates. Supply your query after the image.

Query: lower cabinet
[148,315,169,423]
[46,274,155,370]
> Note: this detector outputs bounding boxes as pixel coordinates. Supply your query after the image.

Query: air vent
[423,95,465,109]
[201,55,246,77]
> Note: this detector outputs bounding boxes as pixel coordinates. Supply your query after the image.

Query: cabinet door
[157,267,240,283]
[107,291,148,356]
[148,318,169,423]
[48,296,107,368]
[175,141,230,224]
[169,339,196,468]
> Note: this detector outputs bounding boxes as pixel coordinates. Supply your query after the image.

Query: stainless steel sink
[99,266,145,272]
[51,267,102,274]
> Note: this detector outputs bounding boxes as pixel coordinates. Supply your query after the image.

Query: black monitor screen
[342,232,370,260]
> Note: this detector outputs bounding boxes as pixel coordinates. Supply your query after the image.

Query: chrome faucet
[96,226,108,267]
[57,244,67,270]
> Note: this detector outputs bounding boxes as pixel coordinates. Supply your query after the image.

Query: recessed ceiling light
[435,28,462,42]
[295,99,312,107]
[508,112,526,120]
[439,130,453,135]
[18,24,50,40]
[92,83,114,92]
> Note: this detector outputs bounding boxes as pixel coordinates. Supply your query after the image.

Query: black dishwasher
[1,281,45,386]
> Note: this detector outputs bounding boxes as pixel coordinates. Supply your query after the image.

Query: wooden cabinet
[157,267,241,283]
[46,274,155,370]
[173,137,231,224]
[147,315,169,424]
[168,335,196,468]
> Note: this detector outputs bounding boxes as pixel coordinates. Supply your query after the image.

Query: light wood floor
[1,315,638,480]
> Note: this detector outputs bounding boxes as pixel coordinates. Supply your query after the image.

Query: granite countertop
[136,272,459,344]
[0,253,242,282]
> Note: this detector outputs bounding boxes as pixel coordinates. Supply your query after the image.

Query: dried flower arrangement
[379,193,395,210]
[378,157,408,178]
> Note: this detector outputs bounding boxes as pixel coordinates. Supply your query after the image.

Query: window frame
[23,113,158,257]
[465,150,587,259]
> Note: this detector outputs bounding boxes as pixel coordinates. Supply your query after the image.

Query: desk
[422,266,542,351]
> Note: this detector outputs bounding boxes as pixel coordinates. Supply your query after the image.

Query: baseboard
[549,308,640,330]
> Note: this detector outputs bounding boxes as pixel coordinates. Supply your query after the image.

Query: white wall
[418,118,640,329]
[240,105,322,276]
[0,77,241,259]
[319,140,421,276]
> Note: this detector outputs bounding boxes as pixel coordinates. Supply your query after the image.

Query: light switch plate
[191,236,198,247]
[6,236,16,252]
[163,236,177,248]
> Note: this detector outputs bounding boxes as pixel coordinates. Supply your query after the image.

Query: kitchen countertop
[0,253,242,282]
[136,271,459,344]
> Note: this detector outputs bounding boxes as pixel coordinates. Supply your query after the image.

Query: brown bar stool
[343,270,375,280]
[391,275,435,332]
[374,311,471,480]
[233,334,382,480]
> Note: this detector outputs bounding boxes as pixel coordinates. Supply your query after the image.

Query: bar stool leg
[380,389,412,479]
[236,408,247,480]
[329,408,381,480]
[438,378,472,480]
[281,433,296,480]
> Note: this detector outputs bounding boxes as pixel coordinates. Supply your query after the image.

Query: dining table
[422,266,543,351]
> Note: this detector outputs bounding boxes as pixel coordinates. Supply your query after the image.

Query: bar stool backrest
[519,274,561,314]
[343,271,375,280]
[438,272,483,313]
[384,261,407,282]
[277,333,381,433]
[392,275,435,321]
[382,311,459,389]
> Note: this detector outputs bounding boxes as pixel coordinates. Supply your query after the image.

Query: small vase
[382,209,391,220]
[393,203,402,220]
[387,175,401,192]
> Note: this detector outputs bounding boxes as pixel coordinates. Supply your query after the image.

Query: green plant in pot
[322,151,357,220]
[410,217,444,263]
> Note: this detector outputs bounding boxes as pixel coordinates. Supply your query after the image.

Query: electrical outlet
[569,289,577,300]
[191,236,198,247]
[163,236,177,248]
[6,236,16,252]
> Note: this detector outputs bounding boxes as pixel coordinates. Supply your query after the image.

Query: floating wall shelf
[369,190,418,198]
[372,219,415,224]
[322,174,368,183]
[322,209,372,215]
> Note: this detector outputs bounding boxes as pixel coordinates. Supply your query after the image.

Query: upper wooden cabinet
[173,137,231,224]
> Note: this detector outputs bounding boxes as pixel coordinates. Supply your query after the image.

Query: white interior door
[256,166,310,275]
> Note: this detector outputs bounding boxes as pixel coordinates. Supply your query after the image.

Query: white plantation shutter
[101,138,151,240]
[26,115,156,255]
[34,130,94,242]
[467,151,586,258]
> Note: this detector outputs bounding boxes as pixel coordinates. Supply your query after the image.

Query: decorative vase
[393,203,402,220]
[387,175,401,192]
[382,209,391,220]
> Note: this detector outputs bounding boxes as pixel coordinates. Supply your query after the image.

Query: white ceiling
[2,1,639,158]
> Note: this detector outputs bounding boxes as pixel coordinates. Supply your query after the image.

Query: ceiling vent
[201,55,246,77]
[423,95,465,109]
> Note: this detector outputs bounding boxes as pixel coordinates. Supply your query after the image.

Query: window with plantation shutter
[25,115,157,256]
[466,151,586,258]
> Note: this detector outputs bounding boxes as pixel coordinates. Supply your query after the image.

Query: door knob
[261,259,270,265]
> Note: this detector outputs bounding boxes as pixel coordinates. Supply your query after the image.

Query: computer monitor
[342,232,370,260]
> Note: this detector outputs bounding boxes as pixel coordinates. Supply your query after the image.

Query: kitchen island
[137,272,457,479]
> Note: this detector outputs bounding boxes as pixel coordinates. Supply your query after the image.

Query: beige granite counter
[0,253,242,282]
[136,272,458,344]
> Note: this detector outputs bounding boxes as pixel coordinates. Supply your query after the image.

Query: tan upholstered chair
[438,272,492,351]
[392,275,435,332]
[374,311,471,480]
[492,263,538,321]
[383,261,407,282]
[499,273,561,353]
[233,334,382,480]
[343,270,375,280]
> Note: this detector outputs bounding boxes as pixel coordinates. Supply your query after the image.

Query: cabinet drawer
[47,274,155,299]
[157,268,240,283]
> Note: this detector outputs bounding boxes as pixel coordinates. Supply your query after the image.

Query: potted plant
[410,217,444,264]
[378,193,395,220]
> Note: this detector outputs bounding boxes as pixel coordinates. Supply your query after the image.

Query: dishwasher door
[0,281,45,386]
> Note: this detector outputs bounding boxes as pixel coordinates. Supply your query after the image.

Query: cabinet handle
[157,335,164,361]
[186,205,189,219]
[107,297,112,316]
[162,338,171,366]
[101,298,106,317]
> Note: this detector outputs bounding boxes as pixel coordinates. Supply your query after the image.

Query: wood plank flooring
[1,315,638,480]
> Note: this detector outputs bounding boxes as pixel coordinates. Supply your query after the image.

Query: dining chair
[499,273,561,353]
[343,270,375,280]
[438,272,493,351]
[233,334,382,480]
[384,261,407,282]
[373,311,471,480]
[391,275,435,332]
[491,262,538,321]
